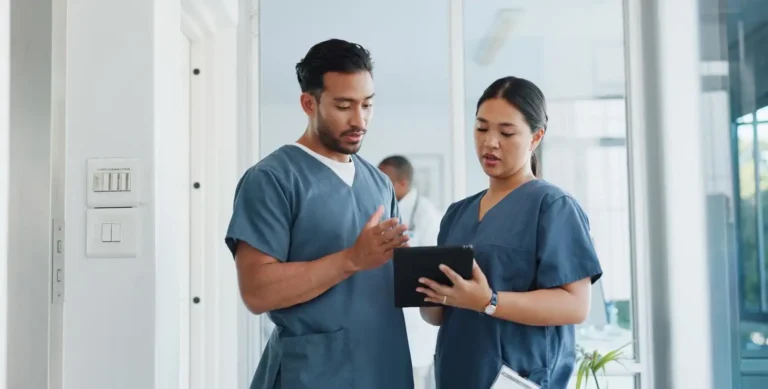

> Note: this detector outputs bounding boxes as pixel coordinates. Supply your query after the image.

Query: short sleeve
[224,167,291,262]
[536,196,603,289]
[437,203,458,246]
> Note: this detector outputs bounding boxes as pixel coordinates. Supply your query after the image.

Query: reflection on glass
[741,320,768,353]
[737,123,765,313]
[463,0,634,362]
[705,0,768,381]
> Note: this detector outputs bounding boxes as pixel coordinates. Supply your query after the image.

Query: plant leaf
[575,357,590,389]
[590,350,599,372]
[593,349,622,373]
[592,343,631,373]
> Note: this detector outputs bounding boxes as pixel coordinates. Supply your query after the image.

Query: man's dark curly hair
[295,39,374,100]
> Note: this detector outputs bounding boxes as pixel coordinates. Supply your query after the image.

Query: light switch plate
[86,208,139,258]
[87,158,140,208]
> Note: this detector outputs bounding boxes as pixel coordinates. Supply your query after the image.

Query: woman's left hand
[417,260,493,312]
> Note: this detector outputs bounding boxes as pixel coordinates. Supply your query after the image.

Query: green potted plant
[574,343,631,389]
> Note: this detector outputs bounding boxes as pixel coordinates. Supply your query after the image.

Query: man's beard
[316,115,366,155]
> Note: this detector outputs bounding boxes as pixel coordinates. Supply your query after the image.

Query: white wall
[63,1,241,388]
[64,0,158,387]
[8,1,53,389]
[0,0,8,388]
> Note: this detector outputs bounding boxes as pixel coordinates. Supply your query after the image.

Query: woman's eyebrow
[476,117,516,128]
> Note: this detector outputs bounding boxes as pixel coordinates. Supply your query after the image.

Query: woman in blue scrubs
[417,76,603,389]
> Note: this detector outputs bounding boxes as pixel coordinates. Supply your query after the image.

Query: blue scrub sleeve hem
[537,264,603,289]
[224,235,287,263]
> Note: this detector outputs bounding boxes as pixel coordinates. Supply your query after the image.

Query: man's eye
[336,106,351,110]
[476,127,489,132]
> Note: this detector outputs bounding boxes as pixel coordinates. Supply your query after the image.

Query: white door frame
[237,0,264,386]
[0,0,9,387]
[178,2,239,389]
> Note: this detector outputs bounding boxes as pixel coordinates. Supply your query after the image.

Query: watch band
[484,290,498,315]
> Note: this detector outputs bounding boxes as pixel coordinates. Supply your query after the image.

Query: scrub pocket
[523,367,549,387]
[280,328,352,389]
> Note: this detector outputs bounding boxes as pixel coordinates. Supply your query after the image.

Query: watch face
[484,305,496,315]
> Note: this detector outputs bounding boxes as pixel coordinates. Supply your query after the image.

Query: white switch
[111,223,122,242]
[101,223,112,242]
[102,173,110,191]
[93,174,103,192]
[87,208,139,258]
[109,173,119,191]
[126,173,131,191]
[118,173,127,191]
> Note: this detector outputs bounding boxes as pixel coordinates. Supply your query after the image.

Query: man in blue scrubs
[225,39,413,389]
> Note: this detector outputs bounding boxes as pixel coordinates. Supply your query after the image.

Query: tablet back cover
[393,245,474,308]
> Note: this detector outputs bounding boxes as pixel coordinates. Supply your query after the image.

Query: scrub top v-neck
[433,179,603,389]
[225,145,414,389]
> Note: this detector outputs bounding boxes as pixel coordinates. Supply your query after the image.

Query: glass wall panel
[462,0,635,370]
[699,0,768,386]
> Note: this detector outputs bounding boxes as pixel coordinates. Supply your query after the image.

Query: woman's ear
[530,128,546,151]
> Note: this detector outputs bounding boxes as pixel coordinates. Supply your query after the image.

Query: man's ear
[300,92,317,116]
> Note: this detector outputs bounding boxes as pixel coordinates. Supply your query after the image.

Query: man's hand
[345,205,409,272]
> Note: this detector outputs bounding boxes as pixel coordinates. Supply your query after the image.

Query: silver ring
[442,296,447,304]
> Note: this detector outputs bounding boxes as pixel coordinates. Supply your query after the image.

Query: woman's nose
[483,135,500,149]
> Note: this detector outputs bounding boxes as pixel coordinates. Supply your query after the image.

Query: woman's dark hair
[475,76,548,176]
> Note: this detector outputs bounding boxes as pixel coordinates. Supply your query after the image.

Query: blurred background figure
[378,155,443,246]
[379,155,443,389]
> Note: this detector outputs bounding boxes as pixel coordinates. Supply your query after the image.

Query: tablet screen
[392,245,474,308]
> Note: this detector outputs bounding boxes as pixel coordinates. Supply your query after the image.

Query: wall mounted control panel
[86,158,141,258]
[87,158,140,208]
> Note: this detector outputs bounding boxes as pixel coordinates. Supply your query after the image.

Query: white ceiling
[259,0,626,105]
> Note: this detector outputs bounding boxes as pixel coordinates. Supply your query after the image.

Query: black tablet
[393,245,474,308]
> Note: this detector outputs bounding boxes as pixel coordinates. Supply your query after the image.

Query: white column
[64,0,159,387]
[8,1,53,389]
[626,0,714,388]
[0,0,8,387]
[449,0,466,201]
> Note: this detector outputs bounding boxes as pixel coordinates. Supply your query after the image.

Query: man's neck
[297,132,349,163]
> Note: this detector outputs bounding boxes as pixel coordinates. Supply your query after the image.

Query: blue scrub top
[225,145,413,389]
[434,180,603,389]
